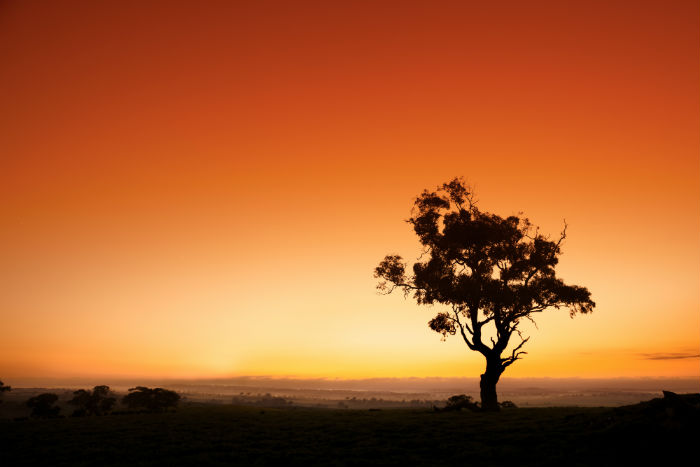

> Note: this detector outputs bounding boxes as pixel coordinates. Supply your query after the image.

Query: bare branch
[556,220,568,248]
[524,314,539,330]
[501,333,530,368]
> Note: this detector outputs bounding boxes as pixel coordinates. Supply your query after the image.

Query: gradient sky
[1,0,698,381]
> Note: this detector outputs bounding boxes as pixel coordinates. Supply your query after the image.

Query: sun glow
[0,0,698,381]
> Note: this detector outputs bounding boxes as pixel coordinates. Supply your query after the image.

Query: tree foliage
[68,385,117,416]
[0,380,10,404]
[375,178,595,410]
[26,393,61,418]
[122,386,180,412]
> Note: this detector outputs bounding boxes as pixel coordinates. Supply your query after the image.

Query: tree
[0,380,10,404]
[26,393,61,418]
[122,386,180,412]
[375,178,595,411]
[68,385,117,416]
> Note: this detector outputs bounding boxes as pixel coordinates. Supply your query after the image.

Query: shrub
[443,394,480,412]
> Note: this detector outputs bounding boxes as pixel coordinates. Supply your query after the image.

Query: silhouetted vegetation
[448,395,475,410]
[375,178,595,410]
[500,400,517,409]
[25,393,61,418]
[231,393,291,407]
[122,386,180,412]
[0,380,10,403]
[439,394,480,412]
[2,392,697,466]
[68,385,117,416]
[436,394,517,412]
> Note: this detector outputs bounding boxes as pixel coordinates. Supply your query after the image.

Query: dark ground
[1,394,698,466]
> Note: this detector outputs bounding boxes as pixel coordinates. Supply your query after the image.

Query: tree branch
[556,220,568,248]
[501,333,530,368]
[451,306,476,350]
[476,315,495,329]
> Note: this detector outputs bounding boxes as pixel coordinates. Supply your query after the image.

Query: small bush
[443,395,480,412]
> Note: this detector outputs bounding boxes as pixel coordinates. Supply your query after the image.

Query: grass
[1,402,697,466]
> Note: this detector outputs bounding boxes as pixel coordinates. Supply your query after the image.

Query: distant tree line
[3,379,518,416]
[231,392,292,407]
[0,382,180,419]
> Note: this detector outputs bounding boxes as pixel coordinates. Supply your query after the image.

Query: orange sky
[1,0,698,381]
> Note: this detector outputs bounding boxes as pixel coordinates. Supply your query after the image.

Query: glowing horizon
[1,1,698,381]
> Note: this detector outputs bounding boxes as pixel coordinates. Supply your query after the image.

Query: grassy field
[1,399,697,466]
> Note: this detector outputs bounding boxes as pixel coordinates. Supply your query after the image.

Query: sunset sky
[1,0,698,381]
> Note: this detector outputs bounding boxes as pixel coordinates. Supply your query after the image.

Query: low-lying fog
[5,376,698,410]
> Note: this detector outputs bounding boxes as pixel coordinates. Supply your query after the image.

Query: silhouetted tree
[0,380,10,403]
[375,178,595,411]
[122,386,180,412]
[26,393,61,418]
[68,385,117,416]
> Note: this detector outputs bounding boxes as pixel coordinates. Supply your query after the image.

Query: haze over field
[1,1,698,385]
[3,376,697,412]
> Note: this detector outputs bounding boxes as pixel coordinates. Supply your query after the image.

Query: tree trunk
[480,357,503,411]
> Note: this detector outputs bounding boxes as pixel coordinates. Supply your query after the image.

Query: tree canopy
[0,380,10,404]
[375,178,595,410]
[68,385,117,416]
[122,386,180,412]
[26,393,61,418]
